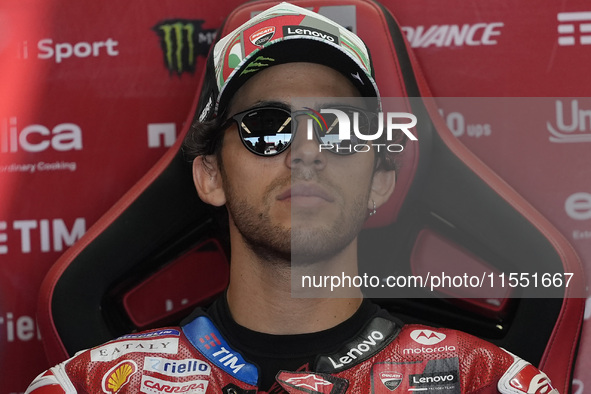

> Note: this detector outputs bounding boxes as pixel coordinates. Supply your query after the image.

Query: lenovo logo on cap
[283,25,339,43]
[410,329,446,345]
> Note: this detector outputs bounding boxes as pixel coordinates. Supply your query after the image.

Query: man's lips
[276,183,335,202]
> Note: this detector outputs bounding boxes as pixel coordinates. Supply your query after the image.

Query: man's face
[214,62,383,264]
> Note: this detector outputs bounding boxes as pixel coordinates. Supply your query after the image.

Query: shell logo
[101,360,138,394]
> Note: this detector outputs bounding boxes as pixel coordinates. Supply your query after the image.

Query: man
[27,3,559,393]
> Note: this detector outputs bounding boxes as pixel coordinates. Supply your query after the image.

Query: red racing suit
[26,311,558,394]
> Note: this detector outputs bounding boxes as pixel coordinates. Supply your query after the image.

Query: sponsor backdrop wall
[0,0,589,392]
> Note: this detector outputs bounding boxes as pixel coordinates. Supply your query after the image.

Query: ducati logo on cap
[250,26,276,46]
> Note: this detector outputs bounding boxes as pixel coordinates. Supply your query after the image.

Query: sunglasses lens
[239,108,292,155]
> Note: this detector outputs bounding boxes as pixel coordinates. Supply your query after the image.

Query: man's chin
[290,230,351,266]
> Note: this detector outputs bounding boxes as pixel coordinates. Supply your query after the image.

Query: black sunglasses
[221,105,377,156]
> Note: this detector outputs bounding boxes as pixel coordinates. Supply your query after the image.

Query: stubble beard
[222,169,370,268]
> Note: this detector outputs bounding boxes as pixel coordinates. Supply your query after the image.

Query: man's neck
[225,239,363,335]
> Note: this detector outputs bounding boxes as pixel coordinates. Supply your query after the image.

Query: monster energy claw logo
[153,19,216,76]
[240,56,275,76]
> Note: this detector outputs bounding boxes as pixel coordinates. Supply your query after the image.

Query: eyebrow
[245,100,292,111]
[237,99,368,113]
[295,99,369,111]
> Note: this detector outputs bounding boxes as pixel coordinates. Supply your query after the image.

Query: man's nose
[285,117,327,171]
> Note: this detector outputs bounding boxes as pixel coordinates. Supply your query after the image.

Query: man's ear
[369,169,396,209]
[192,155,226,207]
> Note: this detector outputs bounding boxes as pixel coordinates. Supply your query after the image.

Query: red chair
[36,1,585,393]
